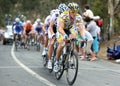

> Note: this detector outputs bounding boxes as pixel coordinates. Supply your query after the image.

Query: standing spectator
[83,4,94,19]
[84,17,99,56]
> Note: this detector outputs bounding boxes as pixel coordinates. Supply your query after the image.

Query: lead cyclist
[53,2,86,72]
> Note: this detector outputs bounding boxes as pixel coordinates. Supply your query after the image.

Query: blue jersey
[13,21,23,32]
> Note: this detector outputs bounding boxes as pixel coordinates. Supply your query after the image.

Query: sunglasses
[69,10,77,14]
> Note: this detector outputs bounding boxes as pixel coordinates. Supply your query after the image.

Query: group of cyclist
[12,17,44,48]
[12,2,101,73]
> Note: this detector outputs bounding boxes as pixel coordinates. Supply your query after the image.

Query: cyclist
[12,18,23,43]
[53,2,85,72]
[33,18,44,45]
[47,4,69,69]
[23,20,33,48]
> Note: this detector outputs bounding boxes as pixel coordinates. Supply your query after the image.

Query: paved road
[0,42,120,86]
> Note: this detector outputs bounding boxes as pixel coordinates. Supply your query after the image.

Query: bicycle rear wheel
[15,42,18,51]
[42,54,48,67]
[36,42,40,51]
[66,52,78,85]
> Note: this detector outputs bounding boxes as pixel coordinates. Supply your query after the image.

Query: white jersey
[44,15,51,26]
[33,22,43,29]
[33,22,43,33]
[50,11,60,26]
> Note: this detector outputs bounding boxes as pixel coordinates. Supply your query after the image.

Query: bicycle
[55,38,78,85]
[42,49,48,67]
[35,33,41,51]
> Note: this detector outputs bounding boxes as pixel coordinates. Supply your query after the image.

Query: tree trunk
[108,0,114,40]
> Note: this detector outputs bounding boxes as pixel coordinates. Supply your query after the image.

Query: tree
[108,0,120,40]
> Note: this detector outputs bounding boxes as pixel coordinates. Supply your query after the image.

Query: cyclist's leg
[48,39,54,57]
[24,31,29,48]
[18,31,22,41]
[47,29,56,69]
[13,29,17,42]
[44,34,48,48]
[39,33,44,45]
[47,38,55,69]
[86,40,96,61]
[42,33,48,55]
[54,34,64,72]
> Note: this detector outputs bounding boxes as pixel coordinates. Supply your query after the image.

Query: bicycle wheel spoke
[66,52,78,85]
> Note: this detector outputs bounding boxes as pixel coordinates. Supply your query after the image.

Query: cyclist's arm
[49,20,54,34]
[42,24,47,33]
[76,23,85,37]
[58,20,65,35]
[23,25,26,35]
[30,25,34,34]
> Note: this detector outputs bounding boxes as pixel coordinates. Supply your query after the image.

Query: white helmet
[58,3,68,13]
[36,18,41,22]
[15,18,20,22]
[26,20,31,24]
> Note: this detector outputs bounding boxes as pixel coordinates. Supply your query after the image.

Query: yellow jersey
[59,11,83,30]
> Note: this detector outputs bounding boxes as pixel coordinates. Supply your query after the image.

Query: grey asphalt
[0,42,120,86]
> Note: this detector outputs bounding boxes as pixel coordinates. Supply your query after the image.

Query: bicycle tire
[15,42,18,51]
[55,54,65,80]
[36,43,40,51]
[15,41,18,51]
[42,54,48,67]
[66,52,78,85]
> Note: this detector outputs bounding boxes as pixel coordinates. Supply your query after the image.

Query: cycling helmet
[26,20,31,24]
[15,18,20,22]
[36,18,41,23]
[68,2,79,11]
[58,3,68,13]
[50,9,56,15]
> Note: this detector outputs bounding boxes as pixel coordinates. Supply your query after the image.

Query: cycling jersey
[59,11,83,30]
[48,11,60,39]
[24,23,32,31]
[13,21,23,34]
[33,23,43,34]
[50,11,60,33]
[57,11,83,42]
[44,15,51,30]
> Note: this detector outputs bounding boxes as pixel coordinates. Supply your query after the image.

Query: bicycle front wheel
[66,52,78,85]
[55,54,65,80]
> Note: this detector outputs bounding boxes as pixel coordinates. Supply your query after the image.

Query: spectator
[84,17,99,56]
[83,4,94,19]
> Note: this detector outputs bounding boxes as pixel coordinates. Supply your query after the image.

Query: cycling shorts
[35,27,42,34]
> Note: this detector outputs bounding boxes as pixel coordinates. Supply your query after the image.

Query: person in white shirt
[83,4,94,18]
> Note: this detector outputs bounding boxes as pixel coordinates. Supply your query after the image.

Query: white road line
[11,44,56,86]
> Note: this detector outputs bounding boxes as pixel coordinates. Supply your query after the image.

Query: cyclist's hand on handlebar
[63,34,68,39]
